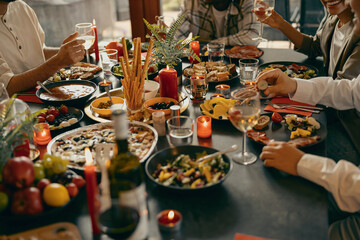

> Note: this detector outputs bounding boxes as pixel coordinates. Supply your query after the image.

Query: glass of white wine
[75,23,95,63]
[228,88,261,165]
[252,0,275,42]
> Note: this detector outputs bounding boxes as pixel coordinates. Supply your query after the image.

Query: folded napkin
[16,87,43,104]
[264,97,316,117]
[234,233,276,240]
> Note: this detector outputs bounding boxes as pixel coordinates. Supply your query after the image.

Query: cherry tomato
[66,183,79,197]
[271,112,283,123]
[46,114,55,123]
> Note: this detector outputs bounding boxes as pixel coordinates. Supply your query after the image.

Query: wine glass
[75,23,95,63]
[228,88,261,165]
[252,0,275,42]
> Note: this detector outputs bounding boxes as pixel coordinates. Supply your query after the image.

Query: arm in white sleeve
[291,76,360,112]
[297,154,360,213]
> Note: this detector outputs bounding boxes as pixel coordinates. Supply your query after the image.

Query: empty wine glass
[75,23,95,63]
[252,0,275,42]
[228,88,261,165]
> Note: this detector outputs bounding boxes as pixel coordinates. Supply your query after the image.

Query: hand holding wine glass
[228,88,261,165]
[252,0,275,42]
[75,23,95,63]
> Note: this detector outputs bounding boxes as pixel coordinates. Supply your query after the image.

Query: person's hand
[252,9,284,30]
[55,32,85,67]
[260,141,305,176]
[256,69,297,98]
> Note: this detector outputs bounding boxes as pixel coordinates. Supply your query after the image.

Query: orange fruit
[43,183,70,207]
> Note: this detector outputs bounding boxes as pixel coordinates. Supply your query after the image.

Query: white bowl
[144,80,160,101]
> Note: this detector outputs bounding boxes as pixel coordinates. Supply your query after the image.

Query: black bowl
[111,63,158,80]
[36,80,96,107]
[145,145,233,192]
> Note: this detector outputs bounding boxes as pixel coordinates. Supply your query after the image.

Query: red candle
[189,41,200,64]
[159,66,179,101]
[93,19,99,62]
[84,148,101,235]
[197,116,212,138]
[34,123,52,146]
[157,209,182,232]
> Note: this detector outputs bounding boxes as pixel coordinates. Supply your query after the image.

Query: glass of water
[75,23,95,63]
[207,42,225,63]
[167,116,194,146]
[239,58,259,85]
[100,49,118,78]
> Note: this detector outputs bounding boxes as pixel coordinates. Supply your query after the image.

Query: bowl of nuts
[90,96,125,118]
[143,97,179,116]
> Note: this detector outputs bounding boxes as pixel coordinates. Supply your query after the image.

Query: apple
[11,187,43,215]
[2,156,35,189]
[37,179,51,192]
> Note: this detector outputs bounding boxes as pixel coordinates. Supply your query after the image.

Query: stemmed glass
[252,0,275,42]
[75,23,95,63]
[228,88,261,165]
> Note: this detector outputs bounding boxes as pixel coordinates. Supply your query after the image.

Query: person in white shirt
[0,0,85,96]
[255,1,360,238]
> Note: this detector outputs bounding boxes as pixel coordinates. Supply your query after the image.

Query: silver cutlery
[36,81,52,94]
[266,101,319,113]
[196,144,239,163]
[266,101,323,110]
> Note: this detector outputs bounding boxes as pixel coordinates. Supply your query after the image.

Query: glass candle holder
[34,123,52,145]
[215,84,230,98]
[157,209,182,232]
[197,116,212,138]
[211,93,225,99]
[99,80,113,93]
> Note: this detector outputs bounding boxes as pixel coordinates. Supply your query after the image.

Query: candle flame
[168,210,174,220]
[85,147,93,165]
[166,65,169,70]
[41,130,47,137]
[103,79,106,84]
[93,19,96,25]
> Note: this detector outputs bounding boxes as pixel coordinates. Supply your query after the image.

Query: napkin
[264,97,316,117]
[234,233,276,240]
[16,87,43,104]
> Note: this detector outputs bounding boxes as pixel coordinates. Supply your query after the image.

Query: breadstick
[121,37,131,78]
[140,39,154,84]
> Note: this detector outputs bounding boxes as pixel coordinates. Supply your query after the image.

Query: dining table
[0,48,332,240]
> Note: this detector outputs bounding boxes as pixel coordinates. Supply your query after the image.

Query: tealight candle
[215,84,230,98]
[211,93,225,99]
[157,209,182,232]
[33,123,52,145]
[99,80,113,93]
[197,116,212,138]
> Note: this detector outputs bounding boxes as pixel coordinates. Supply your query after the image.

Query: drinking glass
[239,58,259,85]
[100,49,118,78]
[75,23,95,63]
[167,116,194,146]
[228,88,261,165]
[207,42,225,62]
[185,76,208,102]
[252,0,275,42]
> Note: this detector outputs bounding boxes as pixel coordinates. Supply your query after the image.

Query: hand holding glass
[75,23,95,63]
[252,0,275,42]
[228,88,260,165]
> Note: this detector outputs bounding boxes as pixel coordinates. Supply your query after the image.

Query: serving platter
[248,113,327,148]
[84,88,190,123]
[258,61,319,79]
[225,45,264,60]
[47,121,158,170]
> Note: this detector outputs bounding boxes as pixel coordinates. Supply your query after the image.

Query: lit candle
[92,19,99,62]
[211,93,225,99]
[159,66,179,101]
[84,148,101,235]
[189,41,200,64]
[33,123,52,145]
[157,209,182,232]
[197,116,212,138]
[98,80,113,93]
[215,84,230,98]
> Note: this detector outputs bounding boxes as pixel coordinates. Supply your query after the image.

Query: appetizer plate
[84,88,190,123]
[47,121,158,170]
[248,113,327,148]
[48,107,84,132]
[258,61,319,79]
[225,45,264,59]
[145,145,233,192]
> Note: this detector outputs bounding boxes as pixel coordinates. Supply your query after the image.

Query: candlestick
[197,116,212,138]
[84,148,101,235]
[98,80,113,93]
[189,41,200,64]
[159,66,179,101]
[33,123,52,145]
[92,19,99,62]
[215,84,230,98]
[157,209,182,232]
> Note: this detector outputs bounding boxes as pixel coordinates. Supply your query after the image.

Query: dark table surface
[0,49,331,240]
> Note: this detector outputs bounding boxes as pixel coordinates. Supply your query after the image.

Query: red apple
[2,156,35,188]
[11,187,43,215]
[37,178,51,192]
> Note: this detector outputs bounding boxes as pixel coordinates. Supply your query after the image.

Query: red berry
[38,112,47,118]
[60,105,68,114]
[46,114,55,123]
[38,116,45,123]
[37,178,51,192]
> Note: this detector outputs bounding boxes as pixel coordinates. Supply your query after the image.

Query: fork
[266,101,320,113]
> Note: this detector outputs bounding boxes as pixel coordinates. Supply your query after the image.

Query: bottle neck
[116,138,128,154]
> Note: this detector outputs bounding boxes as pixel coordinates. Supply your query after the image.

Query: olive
[209,109,214,114]
[212,103,217,107]
[219,116,223,120]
